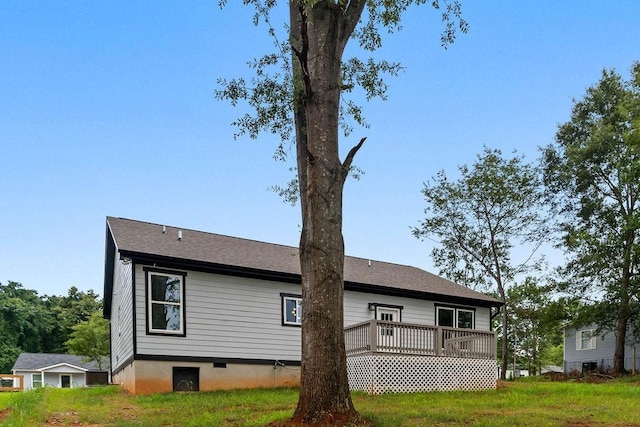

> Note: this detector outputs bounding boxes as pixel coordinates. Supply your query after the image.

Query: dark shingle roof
[12,353,108,372]
[106,217,500,307]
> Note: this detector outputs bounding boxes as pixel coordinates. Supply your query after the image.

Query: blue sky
[1,1,639,297]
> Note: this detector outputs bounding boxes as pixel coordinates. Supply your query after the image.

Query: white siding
[135,268,302,360]
[134,265,494,361]
[15,371,85,389]
[564,326,616,367]
[13,371,36,391]
[345,293,491,330]
[563,325,640,371]
[475,307,491,330]
[110,253,134,372]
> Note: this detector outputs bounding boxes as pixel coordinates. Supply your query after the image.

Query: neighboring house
[12,353,109,390]
[103,217,503,395]
[563,325,640,373]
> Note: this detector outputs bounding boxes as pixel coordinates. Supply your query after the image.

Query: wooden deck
[344,321,497,394]
[345,320,496,359]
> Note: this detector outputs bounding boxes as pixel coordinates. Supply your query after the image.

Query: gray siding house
[564,325,640,373]
[104,217,502,394]
[12,353,108,390]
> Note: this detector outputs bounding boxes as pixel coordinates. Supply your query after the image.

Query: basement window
[173,367,199,391]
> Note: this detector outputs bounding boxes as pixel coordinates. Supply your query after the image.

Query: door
[376,307,401,349]
[60,375,71,388]
[437,306,456,350]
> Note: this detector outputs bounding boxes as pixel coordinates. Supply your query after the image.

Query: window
[281,294,302,326]
[436,307,455,328]
[146,270,186,335]
[436,306,475,329]
[32,373,42,389]
[457,309,474,329]
[577,329,596,350]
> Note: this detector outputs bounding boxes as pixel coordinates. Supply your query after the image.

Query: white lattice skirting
[347,354,497,394]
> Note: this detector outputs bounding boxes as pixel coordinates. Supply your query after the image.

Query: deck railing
[0,374,24,392]
[344,320,496,360]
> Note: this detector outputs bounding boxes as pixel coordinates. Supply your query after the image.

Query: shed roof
[105,217,501,311]
[12,353,108,372]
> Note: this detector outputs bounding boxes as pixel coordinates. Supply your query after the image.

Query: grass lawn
[0,392,14,410]
[1,378,639,426]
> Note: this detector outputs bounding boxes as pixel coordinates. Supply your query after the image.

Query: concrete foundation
[113,360,300,394]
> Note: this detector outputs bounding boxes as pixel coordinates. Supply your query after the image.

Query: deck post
[369,320,378,352]
[436,327,442,356]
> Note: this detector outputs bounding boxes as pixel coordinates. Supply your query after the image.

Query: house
[12,353,109,390]
[103,217,502,394]
[563,325,640,373]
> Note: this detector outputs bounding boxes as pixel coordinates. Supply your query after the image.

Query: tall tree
[542,63,640,376]
[413,148,548,379]
[217,1,467,423]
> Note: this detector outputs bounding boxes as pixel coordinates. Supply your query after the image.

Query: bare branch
[341,137,366,179]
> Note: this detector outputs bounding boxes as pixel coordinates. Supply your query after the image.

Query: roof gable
[39,362,88,373]
[104,217,501,312]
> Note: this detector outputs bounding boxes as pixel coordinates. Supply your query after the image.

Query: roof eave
[119,250,301,285]
[344,281,503,308]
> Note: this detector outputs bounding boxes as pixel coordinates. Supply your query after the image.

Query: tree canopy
[542,62,640,375]
[413,147,548,379]
[0,281,103,373]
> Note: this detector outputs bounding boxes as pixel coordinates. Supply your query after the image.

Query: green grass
[0,392,15,410]
[1,378,640,426]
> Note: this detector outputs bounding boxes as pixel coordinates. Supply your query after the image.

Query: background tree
[413,147,548,379]
[45,286,103,353]
[66,311,110,370]
[542,63,640,376]
[0,281,54,372]
[0,281,103,373]
[217,1,467,423]
[507,278,567,375]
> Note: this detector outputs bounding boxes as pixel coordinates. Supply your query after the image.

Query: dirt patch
[496,380,510,389]
[44,411,102,426]
[268,413,373,427]
[0,408,11,423]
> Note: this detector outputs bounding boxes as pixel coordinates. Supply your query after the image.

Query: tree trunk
[289,2,364,423]
[612,315,628,376]
[501,306,508,380]
[612,255,632,376]
[496,279,507,380]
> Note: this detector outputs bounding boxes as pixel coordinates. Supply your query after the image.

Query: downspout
[490,306,502,330]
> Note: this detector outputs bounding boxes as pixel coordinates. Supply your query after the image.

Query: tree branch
[340,0,366,46]
[341,137,366,179]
